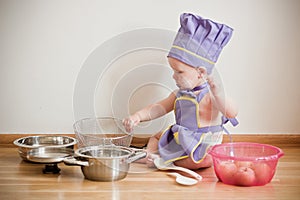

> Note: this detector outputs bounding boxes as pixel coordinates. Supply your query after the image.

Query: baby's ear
[197,67,207,76]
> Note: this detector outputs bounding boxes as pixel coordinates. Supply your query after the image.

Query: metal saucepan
[64,145,147,181]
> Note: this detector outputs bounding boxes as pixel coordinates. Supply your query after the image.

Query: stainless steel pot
[64,145,146,181]
[13,135,77,162]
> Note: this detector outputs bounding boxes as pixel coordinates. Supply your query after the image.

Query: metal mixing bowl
[13,135,77,162]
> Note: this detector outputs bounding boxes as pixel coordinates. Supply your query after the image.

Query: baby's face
[168,57,202,90]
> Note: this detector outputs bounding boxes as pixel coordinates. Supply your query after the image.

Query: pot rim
[75,145,134,160]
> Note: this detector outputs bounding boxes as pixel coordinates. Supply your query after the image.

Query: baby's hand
[122,115,140,133]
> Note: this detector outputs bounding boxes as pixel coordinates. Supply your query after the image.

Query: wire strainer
[73,117,133,148]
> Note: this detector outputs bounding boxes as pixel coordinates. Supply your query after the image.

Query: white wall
[0,0,299,134]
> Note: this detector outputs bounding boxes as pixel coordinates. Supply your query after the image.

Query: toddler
[123,13,238,169]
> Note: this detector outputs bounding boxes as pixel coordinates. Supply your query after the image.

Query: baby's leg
[174,154,213,170]
[134,132,162,166]
[146,132,161,154]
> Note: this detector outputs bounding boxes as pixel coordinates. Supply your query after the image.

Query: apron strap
[197,116,239,134]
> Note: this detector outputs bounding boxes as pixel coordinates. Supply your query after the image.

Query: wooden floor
[0,145,299,200]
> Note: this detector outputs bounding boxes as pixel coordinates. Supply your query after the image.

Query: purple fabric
[191,82,208,92]
[177,83,210,102]
[168,13,233,74]
[159,83,211,163]
[158,83,239,163]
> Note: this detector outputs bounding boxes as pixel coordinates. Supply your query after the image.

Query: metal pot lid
[75,145,134,159]
[27,147,74,163]
[13,135,77,148]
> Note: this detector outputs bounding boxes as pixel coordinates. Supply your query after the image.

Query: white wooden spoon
[167,172,198,186]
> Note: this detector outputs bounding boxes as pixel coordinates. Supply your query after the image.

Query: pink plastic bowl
[208,142,284,186]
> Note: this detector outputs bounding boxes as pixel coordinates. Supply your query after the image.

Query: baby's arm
[123,91,176,132]
[207,76,238,119]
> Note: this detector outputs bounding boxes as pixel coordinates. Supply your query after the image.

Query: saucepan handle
[127,149,147,163]
[63,156,89,167]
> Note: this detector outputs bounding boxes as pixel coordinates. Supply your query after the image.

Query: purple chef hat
[168,13,233,74]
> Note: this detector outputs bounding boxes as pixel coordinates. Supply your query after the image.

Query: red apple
[253,163,272,185]
[235,161,254,169]
[217,161,237,183]
[234,167,256,186]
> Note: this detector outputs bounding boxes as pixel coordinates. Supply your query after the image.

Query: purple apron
[158,83,238,164]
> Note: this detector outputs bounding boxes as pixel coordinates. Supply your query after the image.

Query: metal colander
[73,117,133,148]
